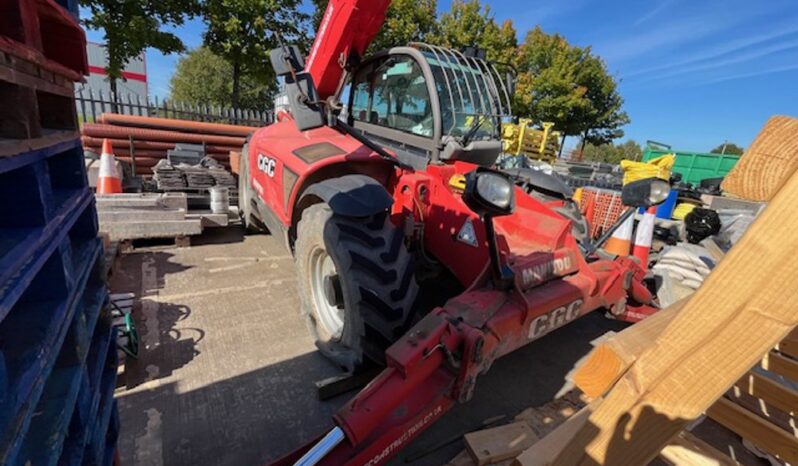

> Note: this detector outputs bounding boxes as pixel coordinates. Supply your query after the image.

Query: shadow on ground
[116,350,345,466]
[110,251,199,389]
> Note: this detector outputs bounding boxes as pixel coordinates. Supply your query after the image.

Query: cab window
[351,56,433,137]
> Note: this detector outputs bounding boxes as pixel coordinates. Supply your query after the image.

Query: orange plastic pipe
[98,113,260,137]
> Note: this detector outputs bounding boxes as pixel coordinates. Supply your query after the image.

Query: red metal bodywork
[255,115,656,466]
[306,0,392,99]
[270,248,653,465]
[254,1,658,463]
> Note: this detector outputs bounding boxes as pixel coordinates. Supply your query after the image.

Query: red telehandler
[238,1,670,464]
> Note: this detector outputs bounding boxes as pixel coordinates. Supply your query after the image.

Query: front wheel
[237,144,266,234]
[295,203,418,370]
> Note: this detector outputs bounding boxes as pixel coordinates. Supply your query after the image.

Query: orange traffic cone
[604,213,634,256]
[632,207,657,269]
[97,139,122,194]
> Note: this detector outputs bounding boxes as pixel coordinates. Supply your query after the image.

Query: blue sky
[83,0,798,152]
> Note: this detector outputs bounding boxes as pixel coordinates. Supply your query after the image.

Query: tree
[81,0,200,96]
[514,27,628,155]
[311,0,437,54]
[169,47,273,111]
[427,0,518,64]
[575,54,629,150]
[579,139,643,165]
[203,0,308,108]
[514,28,589,137]
[710,142,744,155]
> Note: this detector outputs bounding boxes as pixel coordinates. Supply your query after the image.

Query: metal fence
[75,88,273,127]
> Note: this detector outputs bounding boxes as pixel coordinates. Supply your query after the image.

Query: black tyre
[237,144,266,234]
[295,203,418,370]
[553,200,590,246]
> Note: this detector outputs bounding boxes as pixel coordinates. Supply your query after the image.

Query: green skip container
[641,144,741,186]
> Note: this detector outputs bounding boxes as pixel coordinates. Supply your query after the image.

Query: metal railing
[75,88,273,127]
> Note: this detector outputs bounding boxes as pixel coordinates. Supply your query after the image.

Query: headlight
[647,179,671,205]
[477,173,513,210]
[463,169,516,217]
[621,177,672,208]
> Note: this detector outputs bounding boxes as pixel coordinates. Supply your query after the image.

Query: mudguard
[299,174,394,217]
[505,167,574,199]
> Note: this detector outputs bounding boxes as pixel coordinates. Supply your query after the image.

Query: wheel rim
[309,246,345,338]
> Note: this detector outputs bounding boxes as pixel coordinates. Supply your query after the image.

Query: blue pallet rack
[0,139,119,464]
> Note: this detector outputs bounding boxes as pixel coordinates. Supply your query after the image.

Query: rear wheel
[295,203,418,370]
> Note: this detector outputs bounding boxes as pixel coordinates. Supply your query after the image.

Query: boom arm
[306,0,392,100]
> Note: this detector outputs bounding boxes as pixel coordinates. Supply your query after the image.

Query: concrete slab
[97,193,188,210]
[112,227,626,466]
[101,219,202,241]
[186,211,231,228]
[98,209,188,223]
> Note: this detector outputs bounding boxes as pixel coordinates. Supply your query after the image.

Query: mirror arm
[582,207,637,258]
[483,214,514,289]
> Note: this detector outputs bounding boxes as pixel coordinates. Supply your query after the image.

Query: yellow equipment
[620,153,675,185]
[501,119,561,163]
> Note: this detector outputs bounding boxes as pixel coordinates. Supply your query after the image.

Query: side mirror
[621,177,671,208]
[463,168,516,217]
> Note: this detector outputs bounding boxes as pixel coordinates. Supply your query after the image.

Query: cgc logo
[528,300,583,339]
[257,154,276,177]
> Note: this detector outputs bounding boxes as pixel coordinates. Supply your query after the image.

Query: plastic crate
[642,148,740,186]
[0,136,118,465]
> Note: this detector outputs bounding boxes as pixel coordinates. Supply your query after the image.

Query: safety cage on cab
[344,43,514,168]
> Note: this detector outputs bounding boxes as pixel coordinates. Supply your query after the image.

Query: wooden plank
[572,300,684,398]
[659,432,741,466]
[539,167,798,466]
[465,422,538,466]
[777,335,798,359]
[734,370,798,415]
[762,352,798,382]
[727,388,797,436]
[707,397,798,464]
[0,129,78,157]
[514,406,741,466]
[513,403,596,466]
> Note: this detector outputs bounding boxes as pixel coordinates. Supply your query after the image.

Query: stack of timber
[722,116,798,202]
[96,192,230,246]
[449,148,798,465]
[0,1,120,464]
[80,113,260,176]
[511,161,798,465]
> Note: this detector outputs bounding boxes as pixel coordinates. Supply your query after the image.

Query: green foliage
[514,27,588,137]
[306,1,628,146]
[576,55,629,145]
[202,0,308,107]
[710,143,745,155]
[514,27,628,142]
[311,0,437,53]
[80,0,200,83]
[579,140,643,165]
[427,0,518,64]
[169,47,272,111]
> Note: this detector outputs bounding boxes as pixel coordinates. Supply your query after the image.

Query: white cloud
[624,24,798,79]
[634,0,678,27]
[700,63,798,84]
[635,37,798,84]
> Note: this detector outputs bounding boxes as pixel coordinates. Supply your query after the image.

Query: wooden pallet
[0,28,81,144]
